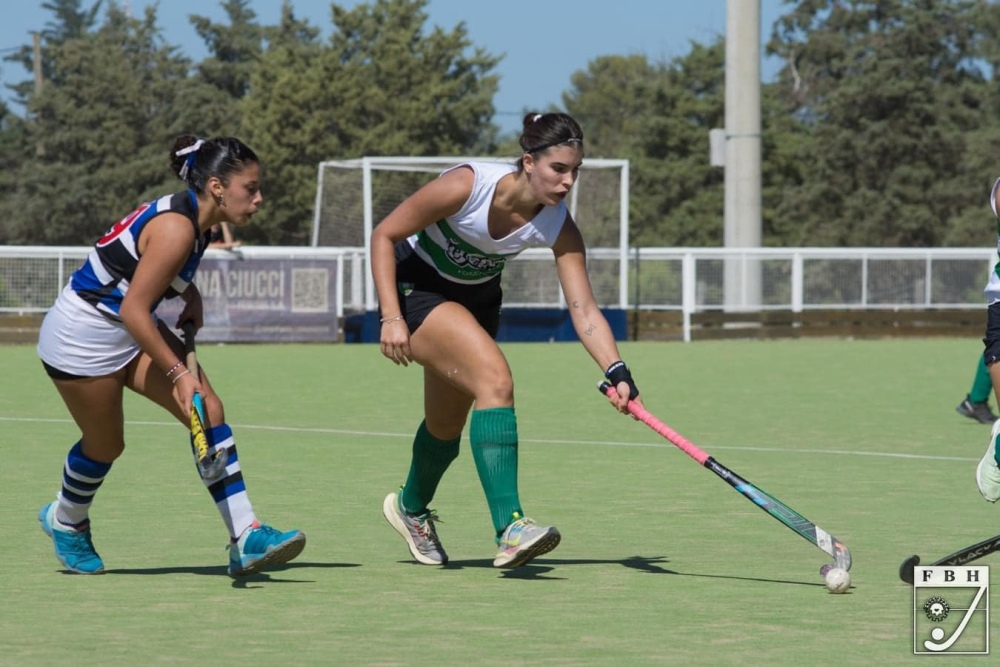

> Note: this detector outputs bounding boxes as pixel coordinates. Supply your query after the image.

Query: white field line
[0,416,978,463]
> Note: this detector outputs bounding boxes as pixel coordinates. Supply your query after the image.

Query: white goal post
[312,156,630,310]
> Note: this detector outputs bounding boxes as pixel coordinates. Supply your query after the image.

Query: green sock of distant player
[970,356,993,404]
[470,406,522,536]
[400,420,460,514]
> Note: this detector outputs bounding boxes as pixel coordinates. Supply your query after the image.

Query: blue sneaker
[38,501,104,574]
[228,522,306,577]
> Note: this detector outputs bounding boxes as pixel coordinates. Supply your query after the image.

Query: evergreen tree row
[1,0,998,248]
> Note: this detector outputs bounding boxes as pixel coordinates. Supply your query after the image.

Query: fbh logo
[912,566,989,655]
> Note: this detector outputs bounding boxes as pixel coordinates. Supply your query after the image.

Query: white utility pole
[724,0,762,309]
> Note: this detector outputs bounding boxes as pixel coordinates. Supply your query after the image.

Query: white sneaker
[493,513,561,568]
[382,491,448,565]
[975,419,1000,502]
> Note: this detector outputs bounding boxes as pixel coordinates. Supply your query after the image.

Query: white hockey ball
[824,567,851,594]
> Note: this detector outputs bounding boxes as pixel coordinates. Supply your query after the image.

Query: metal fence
[0,246,366,315]
[1,245,995,341]
[502,246,995,313]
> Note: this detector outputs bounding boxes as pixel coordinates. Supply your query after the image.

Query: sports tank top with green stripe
[988,177,1000,305]
[406,161,568,285]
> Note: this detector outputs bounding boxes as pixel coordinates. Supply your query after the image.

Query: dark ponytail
[169,135,259,192]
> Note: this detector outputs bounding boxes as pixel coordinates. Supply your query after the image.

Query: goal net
[312,156,630,310]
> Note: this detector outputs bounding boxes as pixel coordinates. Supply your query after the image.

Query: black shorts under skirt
[41,360,88,380]
[389,242,502,338]
[984,302,1000,366]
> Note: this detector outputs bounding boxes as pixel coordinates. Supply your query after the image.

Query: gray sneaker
[382,490,448,565]
[976,420,1000,502]
[956,398,999,425]
[493,513,561,568]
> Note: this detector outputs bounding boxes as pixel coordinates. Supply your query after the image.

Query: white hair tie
[532,114,542,123]
[174,139,204,157]
[175,139,204,180]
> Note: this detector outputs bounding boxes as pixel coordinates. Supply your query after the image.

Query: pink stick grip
[600,382,710,465]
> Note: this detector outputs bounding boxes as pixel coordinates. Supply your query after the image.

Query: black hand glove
[605,361,639,401]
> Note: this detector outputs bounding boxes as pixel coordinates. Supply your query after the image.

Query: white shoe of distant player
[975,419,1000,502]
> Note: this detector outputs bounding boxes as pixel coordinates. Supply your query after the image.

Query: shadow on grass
[423,555,676,580]
[443,554,673,572]
[435,555,831,587]
[92,561,361,586]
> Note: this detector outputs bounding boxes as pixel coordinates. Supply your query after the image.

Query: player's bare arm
[371,166,475,365]
[121,212,196,379]
[552,217,619,365]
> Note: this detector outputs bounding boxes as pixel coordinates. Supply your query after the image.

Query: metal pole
[724,0,762,310]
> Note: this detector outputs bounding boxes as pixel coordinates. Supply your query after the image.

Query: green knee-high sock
[969,356,993,404]
[470,407,522,535]
[400,421,460,514]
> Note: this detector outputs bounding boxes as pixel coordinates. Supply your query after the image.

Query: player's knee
[477,368,514,406]
[81,437,125,462]
[425,417,466,442]
[203,392,226,424]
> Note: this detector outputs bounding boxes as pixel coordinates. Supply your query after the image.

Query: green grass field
[2,338,998,665]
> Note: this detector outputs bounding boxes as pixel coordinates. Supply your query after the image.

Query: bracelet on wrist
[171,369,191,384]
[380,315,405,324]
[166,361,186,378]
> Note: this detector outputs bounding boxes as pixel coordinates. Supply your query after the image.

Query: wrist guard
[605,360,639,400]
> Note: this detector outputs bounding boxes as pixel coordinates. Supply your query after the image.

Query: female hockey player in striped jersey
[36,135,304,576]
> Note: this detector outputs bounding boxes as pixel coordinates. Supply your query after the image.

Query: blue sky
[0,0,787,133]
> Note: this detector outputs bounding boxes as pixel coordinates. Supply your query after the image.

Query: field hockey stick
[898,533,1000,585]
[598,382,852,574]
[181,322,228,480]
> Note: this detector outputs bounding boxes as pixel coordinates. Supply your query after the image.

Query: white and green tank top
[989,177,1000,305]
[406,161,568,285]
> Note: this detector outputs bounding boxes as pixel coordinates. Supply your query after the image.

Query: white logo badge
[913,566,989,655]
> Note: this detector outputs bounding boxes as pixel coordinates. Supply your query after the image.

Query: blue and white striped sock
[56,441,112,528]
[200,424,257,539]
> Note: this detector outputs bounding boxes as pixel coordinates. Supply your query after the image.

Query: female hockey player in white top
[372,112,643,569]
[976,177,1000,501]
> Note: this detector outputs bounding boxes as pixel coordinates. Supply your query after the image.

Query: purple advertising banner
[157,256,341,342]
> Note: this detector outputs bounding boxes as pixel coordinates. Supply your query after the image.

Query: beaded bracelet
[171,369,191,384]
[380,315,405,324]
[166,361,185,378]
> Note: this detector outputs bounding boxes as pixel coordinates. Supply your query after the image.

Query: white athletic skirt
[37,285,149,377]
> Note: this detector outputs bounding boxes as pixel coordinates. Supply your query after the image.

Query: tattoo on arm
[571,301,595,335]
